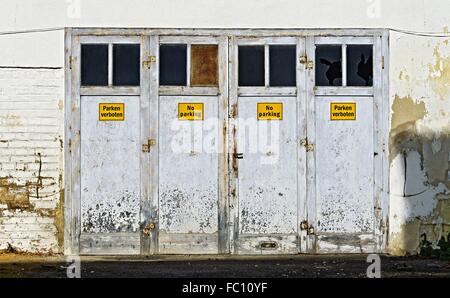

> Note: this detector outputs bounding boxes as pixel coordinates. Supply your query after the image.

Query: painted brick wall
[0,67,64,253]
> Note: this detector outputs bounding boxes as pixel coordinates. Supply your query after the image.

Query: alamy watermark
[366,0,381,19]
[169,117,281,165]
[66,255,81,278]
[366,254,381,278]
[66,0,81,19]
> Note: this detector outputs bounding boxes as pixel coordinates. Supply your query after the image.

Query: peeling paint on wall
[0,68,64,254]
[428,46,450,100]
[0,177,32,210]
[389,33,450,256]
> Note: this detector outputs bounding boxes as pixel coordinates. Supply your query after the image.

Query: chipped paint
[0,115,22,127]
[389,34,450,255]
[159,185,218,234]
[428,46,450,100]
[80,96,141,235]
[0,68,64,254]
[158,94,221,253]
[0,177,32,211]
[388,221,422,256]
[390,95,427,134]
[54,176,64,249]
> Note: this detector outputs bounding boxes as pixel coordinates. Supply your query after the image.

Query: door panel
[313,97,376,253]
[158,96,219,254]
[80,96,141,255]
[236,97,299,254]
[315,97,374,234]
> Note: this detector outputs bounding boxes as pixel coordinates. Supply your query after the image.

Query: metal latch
[142,139,156,153]
[299,55,314,70]
[300,220,315,235]
[234,153,244,159]
[300,138,314,152]
[143,222,156,236]
[143,55,156,69]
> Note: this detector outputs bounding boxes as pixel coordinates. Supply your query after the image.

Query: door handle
[234,153,244,159]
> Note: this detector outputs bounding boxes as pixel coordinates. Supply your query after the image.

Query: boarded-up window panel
[190,45,218,86]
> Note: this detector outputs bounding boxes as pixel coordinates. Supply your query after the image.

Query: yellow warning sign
[99,103,125,121]
[257,103,283,120]
[178,103,204,120]
[330,103,356,120]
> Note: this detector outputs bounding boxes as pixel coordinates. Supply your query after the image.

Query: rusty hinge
[143,222,156,236]
[143,55,156,69]
[229,103,237,119]
[299,55,314,70]
[68,139,72,153]
[300,220,315,235]
[69,56,76,69]
[142,139,156,153]
[381,56,385,70]
[300,138,314,152]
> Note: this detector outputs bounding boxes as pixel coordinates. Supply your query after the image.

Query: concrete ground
[0,254,449,278]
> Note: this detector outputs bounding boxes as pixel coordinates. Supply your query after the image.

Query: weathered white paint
[0,68,64,253]
[158,96,220,254]
[388,31,450,255]
[313,97,377,253]
[0,0,449,255]
[315,97,374,234]
[79,96,141,254]
[80,96,141,234]
[236,97,299,253]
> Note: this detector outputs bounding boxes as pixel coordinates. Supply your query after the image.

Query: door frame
[65,28,389,255]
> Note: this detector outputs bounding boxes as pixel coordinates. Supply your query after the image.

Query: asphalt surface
[0,254,449,278]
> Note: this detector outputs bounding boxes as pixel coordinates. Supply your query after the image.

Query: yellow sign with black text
[99,103,125,121]
[257,103,283,120]
[330,103,356,120]
[178,103,204,120]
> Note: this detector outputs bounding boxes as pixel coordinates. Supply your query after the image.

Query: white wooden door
[76,36,149,254]
[306,36,383,253]
[230,37,307,254]
[156,36,228,254]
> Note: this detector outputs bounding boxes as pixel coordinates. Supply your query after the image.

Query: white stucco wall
[1,0,450,67]
[0,0,449,254]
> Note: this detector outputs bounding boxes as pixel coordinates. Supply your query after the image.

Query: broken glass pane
[191,45,218,86]
[113,44,140,86]
[315,45,342,86]
[159,44,187,86]
[238,46,265,86]
[81,44,108,86]
[269,45,296,87]
[347,45,373,86]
